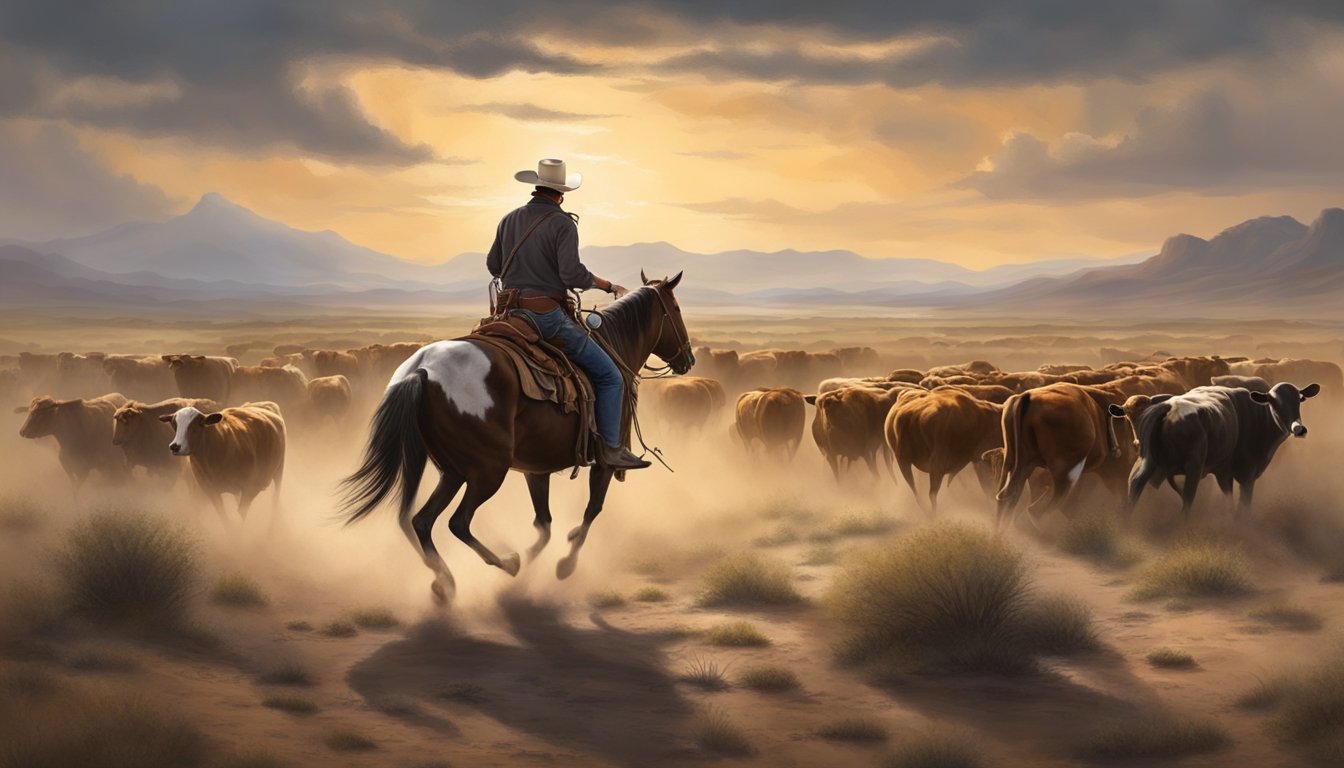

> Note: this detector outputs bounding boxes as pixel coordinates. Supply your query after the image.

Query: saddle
[468,312,599,467]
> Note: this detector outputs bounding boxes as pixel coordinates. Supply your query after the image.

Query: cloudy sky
[3,1,1344,268]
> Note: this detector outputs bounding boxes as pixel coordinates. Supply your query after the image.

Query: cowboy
[486,158,651,470]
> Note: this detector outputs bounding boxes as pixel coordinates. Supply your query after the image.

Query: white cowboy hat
[514,158,582,192]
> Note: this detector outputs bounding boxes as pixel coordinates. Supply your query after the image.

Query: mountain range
[1,193,1340,316]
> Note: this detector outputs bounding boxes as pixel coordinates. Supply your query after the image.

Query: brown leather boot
[598,442,651,470]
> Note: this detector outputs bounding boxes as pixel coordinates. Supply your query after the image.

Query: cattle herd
[654,348,1341,525]
[6,341,1341,530]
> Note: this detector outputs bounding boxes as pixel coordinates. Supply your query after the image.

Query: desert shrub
[1237,677,1288,710]
[692,706,754,756]
[259,659,313,686]
[588,590,626,609]
[211,574,268,608]
[697,552,803,607]
[827,522,1038,672]
[284,620,313,632]
[680,656,730,691]
[1021,595,1098,654]
[883,729,984,768]
[0,580,65,644]
[633,587,670,603]
[827,510,898,538]
[705,621,770,647]
[1059,510,1142,565]
[1248,603,1323,632]
[56,509,199,627]
[320,620,357,638]
[350,608,399,629]
[1128,542,1253,600]
[1146,648,1196,669]
[737,665,799,692]
[324,730,377,751]
[261,693,317,714]
[816,717,888,742]
[1257,650,1344,744]
[0,684,204,768]
[801,545,838,566]
[753,526,800,547]
[1079,714,1229,760]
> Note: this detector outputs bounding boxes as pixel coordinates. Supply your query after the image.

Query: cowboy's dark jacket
[486,196,595,294]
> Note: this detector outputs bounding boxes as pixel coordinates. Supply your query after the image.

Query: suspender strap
[498,211,558,282]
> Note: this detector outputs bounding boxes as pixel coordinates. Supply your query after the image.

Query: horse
[340,272,693,604]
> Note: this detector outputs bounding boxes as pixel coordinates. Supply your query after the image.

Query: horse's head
[641,269,694,375]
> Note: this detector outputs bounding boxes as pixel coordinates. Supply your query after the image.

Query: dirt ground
[2,311,1343,767]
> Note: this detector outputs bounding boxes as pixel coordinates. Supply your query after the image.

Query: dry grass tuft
[1146,648,1197,669]
[801,545,839,566]
[827,510,899,538]
[691,706,754,756]
[324,729,377,752]
[57,509,199,628]
[816,716,888,742]
[259,659,313,686]
[320,620,357,638]
[1079,714,1230,760]
[705,621,771,647]
[753,526,800,547]
[1059,509,1143,566]
[284,620,313,632]
[1248,603,1323,632]
[829,521,1088,672]
[680,655,730,691]
[883,729,984,768]
[697,552,803,607]
[1127,542,1253,600]
[261,693,317,714]
[737,664,800,692]
[211,574,268,608]
[350,607,399,630]
[588,590,626,609]
[633,586,671,603]
[1247,649,1344,745]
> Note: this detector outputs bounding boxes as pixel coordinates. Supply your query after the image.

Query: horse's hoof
[566,525,586,543]
[556,555,579,581]
[499,552,521,577]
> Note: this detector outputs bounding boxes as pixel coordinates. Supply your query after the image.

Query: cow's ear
[1301,383,1321,400]
[12,405,27,414]
[1250,391,1272,404]
[1107,404,1125,418]
[1151,394,1175,404]
[158,414,173,423]
[804,395,817,405]
[202,412,224,425]
[666,270,683,289]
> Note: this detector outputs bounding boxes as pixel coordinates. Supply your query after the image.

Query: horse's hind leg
[406,471,466,605]
[557,467,616,581]
[524,473,552,562]
[447,470,519,576]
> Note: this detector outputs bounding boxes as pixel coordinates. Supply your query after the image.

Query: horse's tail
[996,391,1028,499]
[340,369,427,525]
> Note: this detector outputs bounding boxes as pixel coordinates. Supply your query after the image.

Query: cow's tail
[1135,399,1170,462]
[996,392,1028,498]
[339,369,427,525]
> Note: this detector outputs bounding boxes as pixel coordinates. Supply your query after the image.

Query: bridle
[640,285,693,378]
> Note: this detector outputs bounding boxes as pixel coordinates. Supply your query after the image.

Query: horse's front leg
[556,466,616,580]
[524,472,553,562]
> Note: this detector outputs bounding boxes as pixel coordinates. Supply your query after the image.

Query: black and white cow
[1118,382,1320,516]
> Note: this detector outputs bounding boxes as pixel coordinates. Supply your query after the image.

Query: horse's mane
[594,285,659,366]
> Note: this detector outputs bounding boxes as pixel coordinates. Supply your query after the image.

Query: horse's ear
[640,269,649,285]
[666,271,682,289]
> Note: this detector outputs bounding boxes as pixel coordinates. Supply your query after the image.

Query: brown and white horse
[340,273,693,604]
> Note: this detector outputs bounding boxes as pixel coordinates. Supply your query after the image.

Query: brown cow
[734,387,805,460]
[1039,364,1093,375]
[231,364,309,415]
[161,401,286,519]
[886,388,1003,513]
[817,376,915,395]
[1158,356,1231,390]
[887,369,926,385]
[113,397,220,479]
[306,375,353,426]
[17,352,58,391]
[54,352,110,397]
[653,376,726,433]
[15,393,128,488]
[805,385,904,480]
[935,383,1015,404]
[1210,375,1271,393]
[305,348,362,381]
[926,360,999,379]
[995,383,1125,525]
[163,354,237,402]
[102,355,175,402]
[1253,359,1343,393]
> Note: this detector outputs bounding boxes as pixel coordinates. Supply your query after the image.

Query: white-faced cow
[16,393,128,489]
[1117,383,1320,516]
[162,402,286,520]
[113,397,220,480]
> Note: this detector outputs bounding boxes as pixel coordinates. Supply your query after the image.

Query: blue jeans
[522,308,623,447]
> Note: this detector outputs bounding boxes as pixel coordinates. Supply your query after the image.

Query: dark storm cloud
[0,122,180,240]
[961,87,1344,199]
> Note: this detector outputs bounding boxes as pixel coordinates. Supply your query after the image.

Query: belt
[517,289,567,313]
